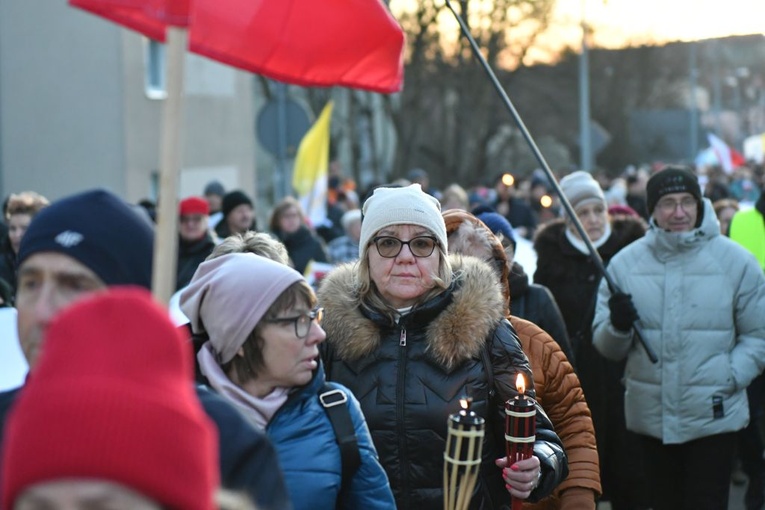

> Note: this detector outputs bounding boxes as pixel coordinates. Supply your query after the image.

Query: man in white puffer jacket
[592,165,765,510]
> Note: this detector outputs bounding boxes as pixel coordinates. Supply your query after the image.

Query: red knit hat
[179,196,210,216]
[1,288,218,509]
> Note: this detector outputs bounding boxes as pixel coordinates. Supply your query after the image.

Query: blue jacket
[265,362,395,510]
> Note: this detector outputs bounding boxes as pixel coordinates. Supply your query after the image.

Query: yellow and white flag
[292,101,333,227]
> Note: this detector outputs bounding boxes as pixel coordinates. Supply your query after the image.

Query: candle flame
[515,373,526,394]
[459,397,472,410]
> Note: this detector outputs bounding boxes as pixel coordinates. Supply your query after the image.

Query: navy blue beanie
[17,189,154,289]
[476,211,516,250]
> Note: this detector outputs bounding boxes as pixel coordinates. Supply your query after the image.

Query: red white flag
[70,0,405,93]
[707,133,745,175]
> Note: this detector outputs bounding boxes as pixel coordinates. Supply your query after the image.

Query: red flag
[69,0,189,41]
[189,0,404,93]
[69,0,405,93]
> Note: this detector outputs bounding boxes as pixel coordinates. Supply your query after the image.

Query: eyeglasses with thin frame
[656,196,697,213]
[371,236,438,258]
[263,306,324,338]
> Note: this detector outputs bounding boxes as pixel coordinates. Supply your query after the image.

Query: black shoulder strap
[481,328,496,399]
[320,384,361,490]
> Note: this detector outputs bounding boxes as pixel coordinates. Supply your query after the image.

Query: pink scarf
[198,343,288,430]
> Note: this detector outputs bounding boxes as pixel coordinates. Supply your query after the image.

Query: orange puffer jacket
[512,317,601,510]
[443,209,601,510]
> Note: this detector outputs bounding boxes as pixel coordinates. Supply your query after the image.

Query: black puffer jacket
[318,256,567,510]
[533,216,646,351]
[275,225,328,276]
[506,262,574,366]
[176,233,216,291]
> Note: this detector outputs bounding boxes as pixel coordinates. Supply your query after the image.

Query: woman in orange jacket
[444,209,601,510]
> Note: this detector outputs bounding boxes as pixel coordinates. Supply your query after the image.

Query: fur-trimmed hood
[317,254,505,371]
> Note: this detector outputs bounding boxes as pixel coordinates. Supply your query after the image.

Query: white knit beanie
[360,184,447,258]
[560,171,606,210]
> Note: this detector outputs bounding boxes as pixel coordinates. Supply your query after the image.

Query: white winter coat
[592,199,765,444]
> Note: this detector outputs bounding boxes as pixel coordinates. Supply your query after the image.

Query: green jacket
[729,207,765,271]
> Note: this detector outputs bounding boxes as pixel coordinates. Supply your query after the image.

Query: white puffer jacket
[592,199,765,444]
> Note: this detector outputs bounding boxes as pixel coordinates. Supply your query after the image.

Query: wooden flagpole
[151,26,187,304]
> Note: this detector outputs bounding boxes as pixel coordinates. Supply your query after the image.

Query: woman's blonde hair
[208,231,289,265]
[5,191,49,220]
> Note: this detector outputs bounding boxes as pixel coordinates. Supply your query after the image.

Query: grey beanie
[360,184,447,258]
[560,171,606,210]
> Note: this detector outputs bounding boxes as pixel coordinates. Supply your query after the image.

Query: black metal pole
[443,0,657,363]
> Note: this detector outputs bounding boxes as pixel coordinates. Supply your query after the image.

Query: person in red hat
[1,288,219,510]
[0,188,292,510]
[177,196,217,290]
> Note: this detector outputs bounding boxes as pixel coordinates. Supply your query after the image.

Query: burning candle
[505,373,537,510]
[444,397,485,510]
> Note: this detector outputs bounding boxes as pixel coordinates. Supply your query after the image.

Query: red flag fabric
[69,0,405,93]
[189,0,404,93]
[70,0,189,40]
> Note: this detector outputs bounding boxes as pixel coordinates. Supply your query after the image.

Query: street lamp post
[579,0,593,172]
[688,42,699,162]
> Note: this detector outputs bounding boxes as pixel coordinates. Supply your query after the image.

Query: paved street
[596,480,752,510]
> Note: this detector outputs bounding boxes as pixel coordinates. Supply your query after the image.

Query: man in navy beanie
[0,188,291,510]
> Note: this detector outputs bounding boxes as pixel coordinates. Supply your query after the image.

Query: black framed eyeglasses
[371,236,438,258]
[263,306,324,338]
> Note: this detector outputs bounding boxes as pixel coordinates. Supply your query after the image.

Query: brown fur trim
[317,256,505,370]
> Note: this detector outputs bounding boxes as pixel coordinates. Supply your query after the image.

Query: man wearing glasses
[592,166,765,510]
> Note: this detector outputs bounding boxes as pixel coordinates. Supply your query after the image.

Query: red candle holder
[505,373,536,510]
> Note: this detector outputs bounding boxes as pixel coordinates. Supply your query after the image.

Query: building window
[145,39,167,99]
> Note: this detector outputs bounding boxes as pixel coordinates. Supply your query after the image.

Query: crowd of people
[0,159,764,510]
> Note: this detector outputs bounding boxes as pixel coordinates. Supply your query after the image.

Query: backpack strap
[320,384,361,490]
[481,331,495,399]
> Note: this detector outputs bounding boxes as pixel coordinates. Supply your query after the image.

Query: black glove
[608,292,640,333]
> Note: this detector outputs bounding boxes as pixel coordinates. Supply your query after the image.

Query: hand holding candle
[505,373,537,510]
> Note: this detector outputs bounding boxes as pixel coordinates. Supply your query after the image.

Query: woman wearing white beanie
[533,170,648,510]
[318,183,568,509]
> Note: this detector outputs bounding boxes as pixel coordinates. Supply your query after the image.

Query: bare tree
[389,0,557,188]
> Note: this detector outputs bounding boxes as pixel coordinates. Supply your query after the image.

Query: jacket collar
[646,198,719,259]
[318,255,505,371]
